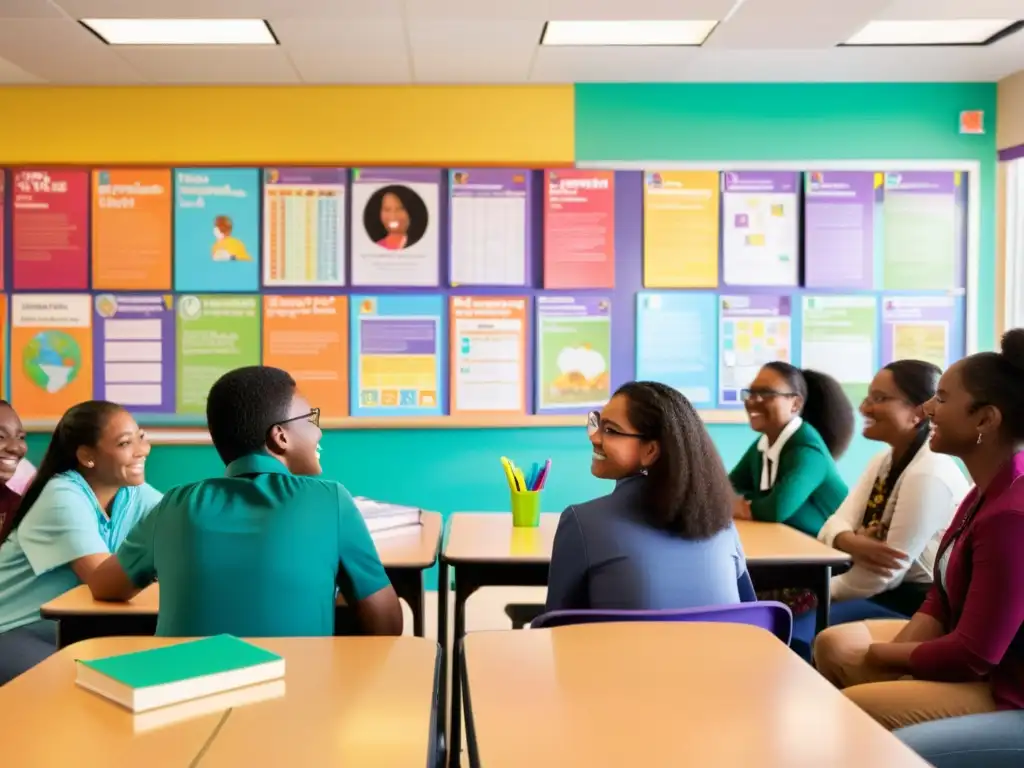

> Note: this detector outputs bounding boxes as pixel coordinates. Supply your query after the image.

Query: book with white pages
[354,497,422,530]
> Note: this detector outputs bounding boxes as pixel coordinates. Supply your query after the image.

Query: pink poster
[12,168,90,290]
[543,169,615,289]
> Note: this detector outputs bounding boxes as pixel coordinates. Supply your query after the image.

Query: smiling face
[0,404,27,483]
[744,366,801,436]
[924,361,987,458]
[76,409,151,487]
[860,369,922,445]
[380,192,409,236]
[271,390,324,477]
[588,394,659,480]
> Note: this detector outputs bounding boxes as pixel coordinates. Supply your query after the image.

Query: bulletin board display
[0,162,976,438]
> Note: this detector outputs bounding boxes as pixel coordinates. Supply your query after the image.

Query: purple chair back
[530,601,793,644]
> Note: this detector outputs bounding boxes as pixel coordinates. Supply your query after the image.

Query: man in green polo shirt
[89,366,402,637]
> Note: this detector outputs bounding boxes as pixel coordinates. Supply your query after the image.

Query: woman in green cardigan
[730,361,854,537]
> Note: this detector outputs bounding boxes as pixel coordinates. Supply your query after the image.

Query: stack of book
[353,497,423,540]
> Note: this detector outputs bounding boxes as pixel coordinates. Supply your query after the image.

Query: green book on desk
[75,635,285,713]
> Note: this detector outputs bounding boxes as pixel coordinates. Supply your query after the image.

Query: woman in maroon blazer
[815,329,1024,730]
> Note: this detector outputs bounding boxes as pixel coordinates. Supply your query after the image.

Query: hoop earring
[639,466,649,476]
[976,432,983,446]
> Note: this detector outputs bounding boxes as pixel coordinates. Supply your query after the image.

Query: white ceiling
[0,0,1023,84]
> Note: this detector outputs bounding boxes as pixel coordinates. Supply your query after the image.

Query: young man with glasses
[89,366,402,637]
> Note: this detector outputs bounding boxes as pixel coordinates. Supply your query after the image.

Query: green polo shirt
[115,454,390,637]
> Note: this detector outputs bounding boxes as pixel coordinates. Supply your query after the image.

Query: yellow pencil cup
[510,490,542,528]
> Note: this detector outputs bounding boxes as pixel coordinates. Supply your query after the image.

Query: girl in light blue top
[0,401,162,684]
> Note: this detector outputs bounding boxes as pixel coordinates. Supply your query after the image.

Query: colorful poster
[536,295,612,412]
[10,294,93,421]
[543,170,615,289]
[91,169,172,291]
[881,296,963,370]
[636,292,717,408]
[176,295,260,414]
[350,295,445,417]
[642,171,719,288]
[0,295,6,399]
[12,169,89,290]
[450,296,527,414]
[93,294,174,412]
[882,172,963,290]
[350,168,440,287]
[721,171,799,287]
[173,168,260,292]
[718,295,793,407]
[449,169,530,286]
[804,171,880,289]
[0,172,4,291]
[801,295,878,402]
[263,168,347,287]
[263,295,349,419]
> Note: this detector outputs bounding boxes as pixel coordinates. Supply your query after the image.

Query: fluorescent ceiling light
[81,18,277,45]
[845,19,1018,46]
[542,20,717,46]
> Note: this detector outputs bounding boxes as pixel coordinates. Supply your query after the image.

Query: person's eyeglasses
[862,393,904,406]
[741,388,797,403]
[267,408,320,438]
[586,410,647,439]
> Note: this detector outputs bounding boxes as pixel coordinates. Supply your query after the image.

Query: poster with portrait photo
[350,168,441,287]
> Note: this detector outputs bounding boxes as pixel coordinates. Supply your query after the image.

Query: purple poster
[93,294,175,413]
[536,295,612,413]
[350,168,441,287]
[804,172,880,289]
[721,172,799,287]
[718,295,794,407]
[882,171,965,291]
[881,295,963,370]
[449,169,531,286]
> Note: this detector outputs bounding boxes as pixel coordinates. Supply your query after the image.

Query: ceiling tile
[273,19,410,83]
[708,0,888,48]
[879,0,1024,19]
[52,0,402,20]
[0,18,142,82]
[531,46,698,82]
[402,0,549,21]
[0,0,65,18]
[547,0,735,20]
[409,20,539,82]
[116,46,299,83]
[0,55,43,82]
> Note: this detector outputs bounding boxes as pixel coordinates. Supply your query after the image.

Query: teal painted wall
[22,83,997,590]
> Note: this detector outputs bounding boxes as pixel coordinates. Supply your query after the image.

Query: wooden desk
[2,636,441,768]
[438,512,851,768]
[462,623,928,768]
[41,511,443,646]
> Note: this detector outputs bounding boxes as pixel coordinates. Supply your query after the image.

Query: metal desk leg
[436,560,450,764]
[814,565,833,636]
[447,576,469,768]
[388,567,426,638]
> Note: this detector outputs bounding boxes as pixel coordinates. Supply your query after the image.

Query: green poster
[536,296,612,410]
[800,296,878,404]
[176,295,260,414]
[882,173,959,290]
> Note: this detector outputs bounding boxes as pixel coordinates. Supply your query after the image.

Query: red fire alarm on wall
[959,110,985,134]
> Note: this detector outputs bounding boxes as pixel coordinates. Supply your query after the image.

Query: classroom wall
[997,71,1024,150]
[9,82,997,590]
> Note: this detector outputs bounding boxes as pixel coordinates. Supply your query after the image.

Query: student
[90,366,403,637]
[0,401,29,542]
[0,401,159,684]
[730,362,854,537]
[545,381,753,613]
[814,329,1024,730]
[819,360,970,624]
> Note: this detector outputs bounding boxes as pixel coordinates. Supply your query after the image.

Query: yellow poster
[893,323,948,369]
[0,294,6,400]
[643,170,720,288]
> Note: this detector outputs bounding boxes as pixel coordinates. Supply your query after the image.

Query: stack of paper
[353,497,423,540]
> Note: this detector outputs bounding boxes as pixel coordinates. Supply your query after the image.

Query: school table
[40,511,443,648]
[1,635,442,768]
[460,622,929,768]
[438,513,851,768]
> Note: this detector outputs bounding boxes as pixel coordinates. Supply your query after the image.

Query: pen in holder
[510,490,542,528]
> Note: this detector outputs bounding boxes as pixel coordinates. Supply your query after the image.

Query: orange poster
[92,168,172,290]
[10,294,93,421]
[262,295,349,419]
[0,294,6,399]
[449,296,528,415]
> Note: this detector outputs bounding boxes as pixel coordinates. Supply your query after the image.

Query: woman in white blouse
[818,360,970,623]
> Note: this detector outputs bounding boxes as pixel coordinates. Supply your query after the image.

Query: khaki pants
[814,619,998,730]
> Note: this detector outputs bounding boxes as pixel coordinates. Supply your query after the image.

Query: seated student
[0,401,29,542]
[0,401,159,685]
[90,366,403,637]
[819,360,970,624]
[814,329,1024,730]
[545,381,753,613]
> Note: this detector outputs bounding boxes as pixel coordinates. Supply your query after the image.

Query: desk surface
[2,636,439,767]
[442,513,849,567]
[462,623,928,768]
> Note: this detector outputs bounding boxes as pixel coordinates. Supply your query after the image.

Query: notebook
[354,497,422,533]
[75,635,285,713]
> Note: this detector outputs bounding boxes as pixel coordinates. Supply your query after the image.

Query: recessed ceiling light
[844,19,1020,46]
[541,20,718,47]
[81,18,277,46]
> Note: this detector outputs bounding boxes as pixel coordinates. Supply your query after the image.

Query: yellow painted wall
[0,85,574,165]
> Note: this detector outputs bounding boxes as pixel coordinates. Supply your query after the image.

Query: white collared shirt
[757,416,803,491]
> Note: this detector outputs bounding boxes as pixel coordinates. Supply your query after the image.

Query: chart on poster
[721,171,799,287]
[450,296,527,413]
[718,295,793,407]
[449,169,530,286]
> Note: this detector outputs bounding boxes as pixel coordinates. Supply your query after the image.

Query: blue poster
[174,168,260,292]
[636,292,717,409]
[349,295,446,417]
